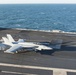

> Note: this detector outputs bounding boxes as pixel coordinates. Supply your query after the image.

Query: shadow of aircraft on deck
[36,41,76,56]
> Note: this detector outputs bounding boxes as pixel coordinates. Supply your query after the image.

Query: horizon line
[0,3,76,4]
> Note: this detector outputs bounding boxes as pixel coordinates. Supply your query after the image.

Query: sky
[0,0,76,4]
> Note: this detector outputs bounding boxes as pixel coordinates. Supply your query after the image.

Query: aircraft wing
[4,45,22,54]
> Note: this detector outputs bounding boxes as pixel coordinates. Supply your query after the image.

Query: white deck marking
[53,70,67,75]
[0,63,76,73]
[2,71,37,75]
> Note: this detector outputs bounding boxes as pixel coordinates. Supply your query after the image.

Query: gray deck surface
[0,28,76,75]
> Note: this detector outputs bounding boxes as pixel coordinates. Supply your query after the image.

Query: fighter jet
[2,34,52,54]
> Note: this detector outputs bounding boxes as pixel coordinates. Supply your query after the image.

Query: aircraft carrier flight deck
[0,28,76,75]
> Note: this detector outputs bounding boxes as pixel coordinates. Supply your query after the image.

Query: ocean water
[0,4,76,32]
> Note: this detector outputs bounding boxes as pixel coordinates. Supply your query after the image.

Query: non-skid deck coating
[0,28,76,75]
